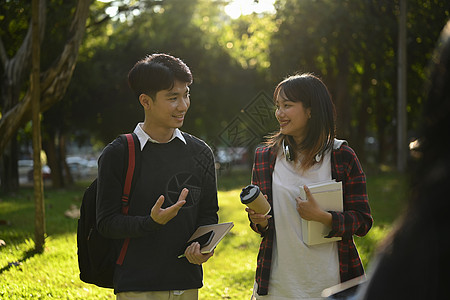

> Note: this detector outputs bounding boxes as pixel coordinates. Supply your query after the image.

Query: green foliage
[62,0,270,144]
[0,172,407,299]
[218,13,276,73]
[2,0,449,178]
[65,0,446,167]
[269,0,449,163]
[0,1,31,57]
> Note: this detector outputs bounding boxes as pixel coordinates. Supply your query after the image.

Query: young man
[96,53,219,299]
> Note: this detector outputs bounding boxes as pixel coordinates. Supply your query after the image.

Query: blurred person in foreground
[96,53,219,299]
[246,73,373,299]
[355,20,450,300]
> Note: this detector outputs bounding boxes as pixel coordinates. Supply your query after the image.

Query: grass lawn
[0,169,408,299]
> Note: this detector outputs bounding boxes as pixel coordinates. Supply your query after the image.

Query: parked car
[26,164,51,182]
[18,160,34,179]
[66,156,97,180]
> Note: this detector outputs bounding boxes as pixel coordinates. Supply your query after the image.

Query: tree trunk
[60,133,74,185]
[31,0,45,253]
[397,0,408,172]
[0,0,92,157]
[376,95,392,165]
[0,140,19,193]
[334,50,351,139]
[42,133,64,188]
[0,0,46,192]
[354,61,372,164]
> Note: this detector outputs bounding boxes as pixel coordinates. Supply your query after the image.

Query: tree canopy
[1,0,449,190]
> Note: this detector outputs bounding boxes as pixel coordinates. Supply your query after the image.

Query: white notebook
[299,180,343,246]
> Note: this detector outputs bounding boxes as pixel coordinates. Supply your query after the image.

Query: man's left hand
[184,242,214,265]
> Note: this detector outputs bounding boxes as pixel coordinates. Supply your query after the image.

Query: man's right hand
[151,188,188,224]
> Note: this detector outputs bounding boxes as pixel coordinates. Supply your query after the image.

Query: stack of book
[299,180,343,246]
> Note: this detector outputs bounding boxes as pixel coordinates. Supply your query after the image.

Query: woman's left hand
[296,186,332,227]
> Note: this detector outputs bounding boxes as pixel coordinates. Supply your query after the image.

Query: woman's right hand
[246,207,271,228]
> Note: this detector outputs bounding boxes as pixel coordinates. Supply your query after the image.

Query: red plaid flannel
[250,145,373,296]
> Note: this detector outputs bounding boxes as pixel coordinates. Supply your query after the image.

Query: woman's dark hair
[266,73,336,170]
[127,53,193,100]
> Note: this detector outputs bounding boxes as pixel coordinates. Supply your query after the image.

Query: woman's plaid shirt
[250,144,373,296]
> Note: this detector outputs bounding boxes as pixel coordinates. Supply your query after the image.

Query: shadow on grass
[0,247,42,275]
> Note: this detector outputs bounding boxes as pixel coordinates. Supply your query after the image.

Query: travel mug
[240,184,271,215]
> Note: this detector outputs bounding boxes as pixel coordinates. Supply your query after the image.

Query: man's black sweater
[96,132,219,293]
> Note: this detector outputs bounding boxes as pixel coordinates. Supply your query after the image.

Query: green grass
[0,170,407,299]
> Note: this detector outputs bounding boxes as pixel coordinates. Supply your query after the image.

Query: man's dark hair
[128,53,193,100]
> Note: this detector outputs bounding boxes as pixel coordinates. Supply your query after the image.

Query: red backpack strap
[117,133,136,265]
[121,133,135,215]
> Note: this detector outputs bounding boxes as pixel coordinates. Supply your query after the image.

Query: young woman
[246,73,373,299]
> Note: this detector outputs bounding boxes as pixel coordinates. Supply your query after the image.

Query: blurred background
[0,0,449,191]
[2,2,449,298]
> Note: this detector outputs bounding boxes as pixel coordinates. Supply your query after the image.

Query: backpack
[77,133,139,288]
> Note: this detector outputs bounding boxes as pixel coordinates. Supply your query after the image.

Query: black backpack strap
[116,133,140,265]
